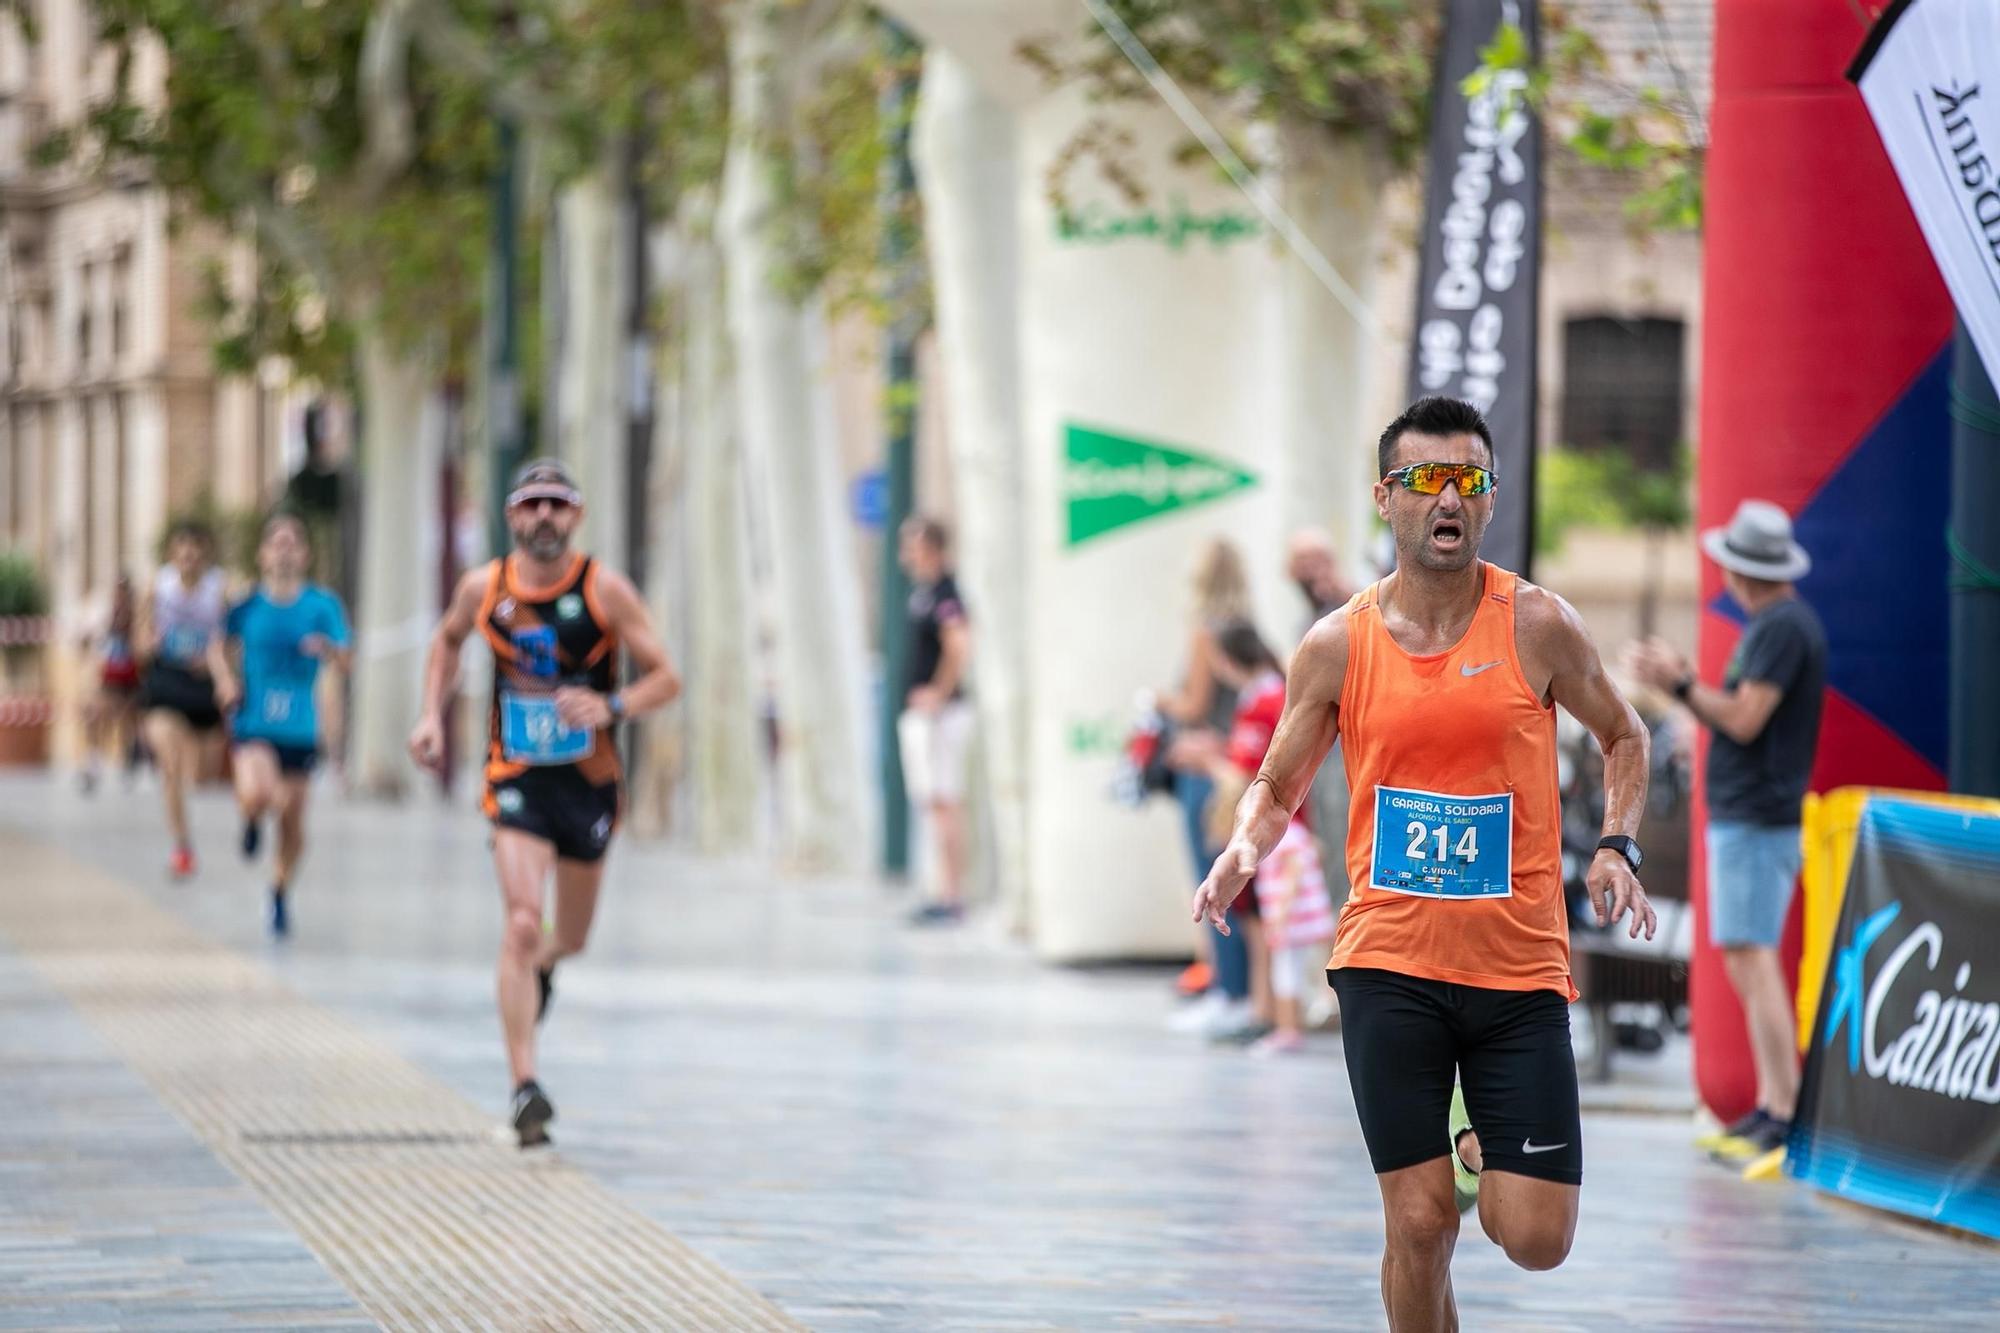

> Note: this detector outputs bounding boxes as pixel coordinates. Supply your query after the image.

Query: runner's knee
[1383,1191,1459,1260]
[1497,1215,1574,1272]
[503,908,542,958]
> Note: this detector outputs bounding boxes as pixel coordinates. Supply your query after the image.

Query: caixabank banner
[1790,796,2000,1238]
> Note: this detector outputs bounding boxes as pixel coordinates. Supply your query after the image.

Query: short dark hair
[166,519,214,549]
[904,515,950,555]
[1214,618,1282,678]
[1377,397,1495,477]
[262,509,311,550]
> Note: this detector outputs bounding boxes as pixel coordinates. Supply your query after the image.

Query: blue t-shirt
[226,585,351,747]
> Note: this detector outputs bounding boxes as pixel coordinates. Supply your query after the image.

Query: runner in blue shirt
[224,512,352,935]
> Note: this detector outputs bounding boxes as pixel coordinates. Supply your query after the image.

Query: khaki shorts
[898,701,974,804]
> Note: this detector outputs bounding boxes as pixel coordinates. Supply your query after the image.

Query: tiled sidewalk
[1,772,1993,1330]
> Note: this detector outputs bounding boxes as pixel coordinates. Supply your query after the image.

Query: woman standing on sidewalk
[1160,537,1261,1039]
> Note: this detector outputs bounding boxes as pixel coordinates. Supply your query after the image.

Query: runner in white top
[139,521,237,878]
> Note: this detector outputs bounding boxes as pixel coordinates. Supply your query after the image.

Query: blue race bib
[162,624,209,664]
[258,683,306,729]
[1370,785,1514,899]
[500,692,594,766]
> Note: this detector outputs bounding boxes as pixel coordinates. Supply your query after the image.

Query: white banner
[1851,0,2000,381]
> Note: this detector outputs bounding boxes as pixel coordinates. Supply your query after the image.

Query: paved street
[1,770,1995,1331]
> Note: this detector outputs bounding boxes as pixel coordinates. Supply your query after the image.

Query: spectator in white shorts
[1628,499,1827,1156]
[898,517,974,925]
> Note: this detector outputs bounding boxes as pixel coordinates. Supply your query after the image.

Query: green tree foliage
[1536,443,1690,555]
[61,0,507,369]
[1470,5,1706,234]
[1026,1,1439,163]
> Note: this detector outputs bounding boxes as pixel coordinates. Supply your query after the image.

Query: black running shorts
[485,765,622,864]
[141,663,222,731]
[1329,966,1583,1185]
[234,738,317,775]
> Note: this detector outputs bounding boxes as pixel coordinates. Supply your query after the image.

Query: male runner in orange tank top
[409,460,682,1147]
[1193,398,1657,1331]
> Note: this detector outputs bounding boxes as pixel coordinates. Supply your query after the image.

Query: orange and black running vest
[1329,562,1573,999]
[476,553,622,791]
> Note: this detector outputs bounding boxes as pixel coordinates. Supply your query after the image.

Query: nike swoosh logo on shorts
[1461,660,1503,677]
[1522,1139,1567,1154]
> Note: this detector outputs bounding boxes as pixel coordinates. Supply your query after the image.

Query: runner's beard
[517,523,569,562]
[1397,510,1481,573]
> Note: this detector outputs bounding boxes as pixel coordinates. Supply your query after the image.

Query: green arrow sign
[1064,423,1259,547]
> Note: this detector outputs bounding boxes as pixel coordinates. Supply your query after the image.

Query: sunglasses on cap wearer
[1382,462,1497,496]
[507,485,581,511]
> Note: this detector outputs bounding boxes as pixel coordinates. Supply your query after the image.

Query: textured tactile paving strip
[0,833,803,1332]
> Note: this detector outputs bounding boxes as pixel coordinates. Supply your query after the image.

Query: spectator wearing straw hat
[1627,500,1827,1157]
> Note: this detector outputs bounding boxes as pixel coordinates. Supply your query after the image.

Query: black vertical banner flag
[1407,0,1543,575]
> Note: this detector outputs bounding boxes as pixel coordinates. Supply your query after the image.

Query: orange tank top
[1328,563,1573,999]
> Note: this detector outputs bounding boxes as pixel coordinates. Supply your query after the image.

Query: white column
[348,328,440,795]
[719,2,873,872]
[554,162,628,566]
[913,49,1032,929]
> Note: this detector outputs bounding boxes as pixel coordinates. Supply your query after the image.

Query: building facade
[0,2,303,757]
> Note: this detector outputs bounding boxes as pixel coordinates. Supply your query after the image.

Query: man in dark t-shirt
[1630,499,1826,1157]
[897,516,974,925]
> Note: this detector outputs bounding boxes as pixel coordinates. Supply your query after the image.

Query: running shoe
[1166,990,1227,1033]
[1203,998,1262,1041]
[241,818,262,860]
[511,1080,555,1148]
[907,901,964,927]
[1175,961,1213,996]
[1450,1084,1480,1214]
[536,965,555,1024]
[269,888,288,938]
[1710,1111,1791,1163]
[168,846,196,879]
[1699,1108,1776,1157]
[1248,1029,1306,1057]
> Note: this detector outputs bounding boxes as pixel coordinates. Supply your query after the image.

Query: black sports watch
[607,692,627,723]
[1596,835,1643,873]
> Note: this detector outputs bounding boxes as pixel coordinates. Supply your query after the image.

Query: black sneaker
[907,901,964,927]
[1722,1107,1771,1139]
[511,1080,555,1148]
[1745,1113,1791,1155]
[269,887,289,938]
[536,965,555,1024]
[241,818,262,860]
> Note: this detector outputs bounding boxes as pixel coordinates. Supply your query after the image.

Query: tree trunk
[720,4,872,871]
[554,158,628,564]
[1277,125,1387,585]
[349,327,441,796]
[913,49,1032,931]
[630,200,766,850]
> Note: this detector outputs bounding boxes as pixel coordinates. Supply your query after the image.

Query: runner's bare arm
[1519,584,1657,940]
[1191,611,1348,933]
[207,633,239,711]
[554,568,682,729]
[408,566,489,771]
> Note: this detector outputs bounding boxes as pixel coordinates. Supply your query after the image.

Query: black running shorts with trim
[485,764,622,864]
[1329,966,1583,1185]
[234,738,318,775]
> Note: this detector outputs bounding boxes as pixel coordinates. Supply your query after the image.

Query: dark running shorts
[235,739,317,775]
[485,765,622,864]
[1329,966,1582,1186]
[141,663,222,731]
